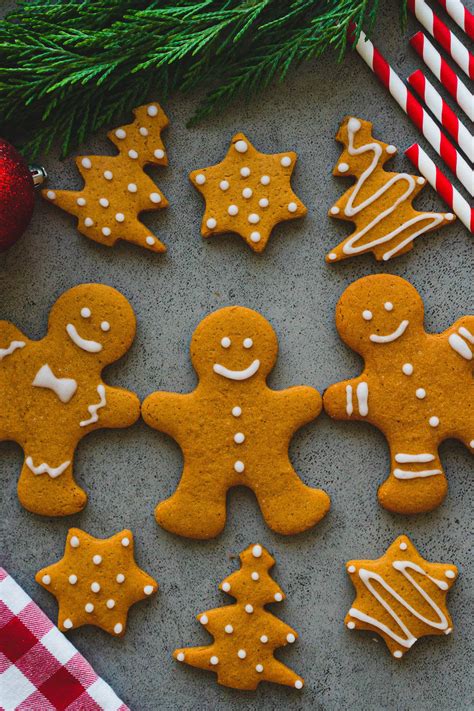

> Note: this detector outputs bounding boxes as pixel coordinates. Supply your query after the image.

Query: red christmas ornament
[0,138,42,251]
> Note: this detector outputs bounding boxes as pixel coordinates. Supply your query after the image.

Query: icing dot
[470,441,474,448]
[240,167,250,177]
[115,213,125,222]
[429,416,440,427]
[149,192,161,203]
[399,542,408,550]
[68,575,77,585]
[225,624,233,634]
[106,599,116,609]
[102,227,111,237]
[242,187,253,199]
[147,105,158,116]
[417,177,425,185]
[121,537,130,547]
[154,149,165,159]
[234,432,245,444]
[416,388,426,399]
[144,585,154,595]
[206,217,217,229]
[330,207,340,215]
[347,621,356,629]
[280,156,292,167]
[81,308,91,318]
[248,213,260,224]
[243,338,253,349]
[70,536,80,548]
[146,236,156,246]
[287,633,296,643]
[195,174,206,185]
[177,652,185,661]
[338,162,349,172]
[245,604,254,614]
[46,190,56,200]
[84,217,94,227]
[128,149,138,159]
[235,140,248,153]
[93,555,102,565]
[287,202,298,213]
[127,183,137,193]
[402,363,413,375]
[232,406,242,417]
[234,460,245,473]
[114,623,123,635]
[81,158,92,169]
[104,170,113,180]
[200,615,208,625]
[362,310,373,321]
[347,565,356,573]
[445,627,452,635]
[295,680,303,689]
[139,127,148,136]
[386,145,397,154]
[91,582,100,593]
[210,656,219,665]
[260,175,270,186]
[237,649,247,659]
[252,545,262,558]
[101,321,110,332]
[250,232,261,243]
[260,635,268,643]
[274,593,283,602]
[219,180,230,191]
[85,603,94,613]
[384,302,393,311]
[258,198,269,208]
[393,651,403,658]
[77,198,86,206]
[116,574,125,583]
[251,572,259,581]
[222,582,231,592]
[348,117,361,132]
[228,205,239,216]
[445,570,456,579]
[328,253,337,261]
[221,337,231,348]
[63,619,73,629]
[256,664,264,673]
[115,128,126,139]
[446,213,455,221]
[42,575,51,585]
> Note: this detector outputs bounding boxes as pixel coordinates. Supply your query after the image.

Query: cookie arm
[89,385,140,429]
[275,385,322,427]
[446,316,474,362]
[0,321,28,355]
[324,376,371,422]
[141,391,191,440]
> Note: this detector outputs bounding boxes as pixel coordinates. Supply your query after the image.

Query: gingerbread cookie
[326,116,454,263]
[323,274,473,514]
[43,103,169,252]
[0,284,140,516]
[174,544,304,690]
[345,535,458,658]
[189,133,307,252]
[142,306,330,538]
[36,528,158,636]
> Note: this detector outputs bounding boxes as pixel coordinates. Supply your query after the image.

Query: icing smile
[213,359,260,381]
[66,323,103,353]
[370,319,409,344]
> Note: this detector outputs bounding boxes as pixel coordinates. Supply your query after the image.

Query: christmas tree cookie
[174,544,304,690]
[190,133,306,252]
[43,103,169,252]
[345,535,458,658]
[326,116,454,262]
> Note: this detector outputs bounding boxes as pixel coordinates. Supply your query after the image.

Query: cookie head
[335,275,424,354]
[190,306,278,382]
[48,284,136,363]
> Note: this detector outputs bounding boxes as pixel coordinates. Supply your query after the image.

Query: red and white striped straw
[408,0,473,79]
[408,69,473,162]
[406,143,473,232]
[352,29,473,196]
[410,32,473,121]
[435,0,474,41]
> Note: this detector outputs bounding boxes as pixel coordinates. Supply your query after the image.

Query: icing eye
[221,337,231,348]
[81,307,91,318]
[100,321,110,332]
[384,302,394,311]
[362,310,373,321]
[243,338,253,349]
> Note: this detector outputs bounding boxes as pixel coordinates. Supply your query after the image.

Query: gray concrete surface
[1,2,473,709]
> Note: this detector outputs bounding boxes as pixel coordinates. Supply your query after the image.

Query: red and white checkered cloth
[0,568,129,711]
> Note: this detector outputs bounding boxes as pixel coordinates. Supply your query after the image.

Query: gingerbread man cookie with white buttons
[142,306,330,538]
[0,284,140,516]
[189,133,307,252]
[324,274,473,514]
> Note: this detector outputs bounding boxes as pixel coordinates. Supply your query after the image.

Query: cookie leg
[122,223,166,253]
[17,448,87,516]
[253,466,330,535]
[378,442,447,514]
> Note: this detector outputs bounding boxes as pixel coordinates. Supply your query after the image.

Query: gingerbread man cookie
[345,535,458,658]
[43,103,169,252]
[0,284,140,516]
[189,133,307,252]
[324,274,473,514]
[36,528,158,636]
[142,306,330,538]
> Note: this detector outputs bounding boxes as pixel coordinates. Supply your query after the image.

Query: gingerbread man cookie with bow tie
[0,284,140,515]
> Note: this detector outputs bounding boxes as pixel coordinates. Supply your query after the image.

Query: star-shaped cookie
[189,133,307,252]
[36,528,158,636]
[345,535,458,659]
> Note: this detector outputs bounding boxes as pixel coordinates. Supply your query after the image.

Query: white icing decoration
[154,149,165,159]
[222,582,231,592]
[102,227,111,236]
[260,635,268,643]
[287,633,296,643]
[234,433,245,444]
[219,180,229,191]
[80,384,106,427]
[116,573,125,583]
[251,572,259,581]
[348,565,356,573]
[107,599,116,609]
[0,340,25,360]
[330,206,340,215]
[46,190,56,200]
[259,198,269,208]
[274,593,283,602]
[384,302,393,311]
[70,536,80,548]
[459,326,474,343]
[81,158,91,169]
[416,388,426,399]
[248,213,260,224]
[281,156,292,167]
[121,537,130,547]
[288,202,297,212]
[147,105,158,116]
[200,615,208,624]
[42,575,51,584]
[63,619,73,629]
[328,253,337,260]
[26,456,70,479]
[69,575,77,584]
[77,198,86,206]
[225,624,233,634]
[101,321,110,332]
[84,218,94,227]
[356,382,369,416]
[213,359,260,380]
[33,364,77,403]
[394,468,442,479]
[242,187,252,199]
[210,656,219,665]
[237,649,247,659]
[362,310,373,321]
[195,174,206,185]
[177,652,185,661]
[245,604,253,614]
[240,167,250,177]
[234,460,245,473]
[91,582,100,593]
[81,307,91,318]
[417,177,425,185]
[128,183,137,193]
[104,170,113,180]
[114,623,123,634]
[429,416,440,427]
[399,542,407,550]
[115,129,126,139]
[146,236,156,245]
[402,363,413,375]
[250,232,261,243]
[395,453,435,463]
[386,145,397,154]
[206,218,217,229]
[139,127,148,136]
[370,320,409,343]
[256,664,264,672]
[252,545,262,558]
[243,338,253,348]
[445,570,456,579]
[232,406,242,417]
[221,337,231,348]
[347,621,356,629]
[66,324,102,353]
[235,140,248,153]
[338,162,349,172]
[260,175,270,185]
[115,213,125,222]
[93,555,102,565]
[144,585,154,595]
[448,333,472,360]
[150,193,161,203]
[99,198,109,208]
[345,385,353,415]
[85,603,94,613]
[128,149,138,159]
[228,205,239,216]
